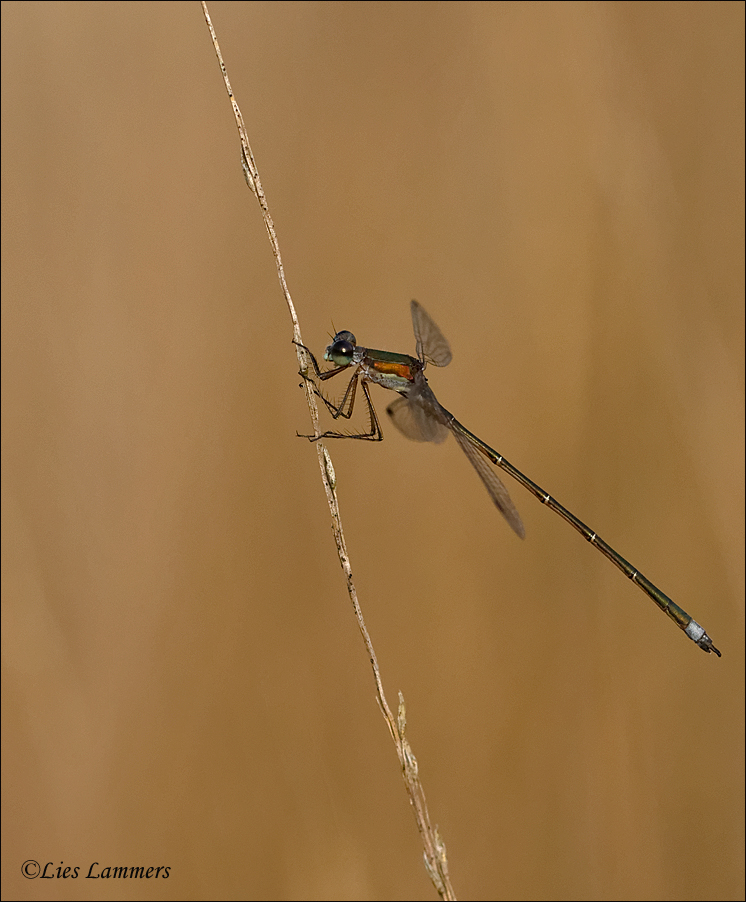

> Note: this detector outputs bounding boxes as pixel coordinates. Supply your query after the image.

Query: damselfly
[296,301,720,656]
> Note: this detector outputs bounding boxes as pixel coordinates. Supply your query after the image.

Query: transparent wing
[411,300,452,367]
[386,396,450,444]
[452,428,525,538]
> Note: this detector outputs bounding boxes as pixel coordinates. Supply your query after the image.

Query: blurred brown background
[2,2,743,900]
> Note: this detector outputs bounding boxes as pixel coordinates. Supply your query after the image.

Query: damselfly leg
[294,341,382,441]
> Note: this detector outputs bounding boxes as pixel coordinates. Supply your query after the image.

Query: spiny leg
[300,368,361,422]
[293,341,383,442]
[294,340,360,420]
[300,377,383,442]
[293,341,329,380]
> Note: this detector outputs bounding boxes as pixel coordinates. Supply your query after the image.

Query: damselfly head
[324,331,357,366]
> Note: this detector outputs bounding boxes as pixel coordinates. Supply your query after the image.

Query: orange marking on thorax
[371,360,415,381]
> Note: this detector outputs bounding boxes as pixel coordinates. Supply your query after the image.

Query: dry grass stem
[200,3,456,898]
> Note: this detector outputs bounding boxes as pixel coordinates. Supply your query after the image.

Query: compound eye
[327,339,355,366]
[324,331,357,366]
